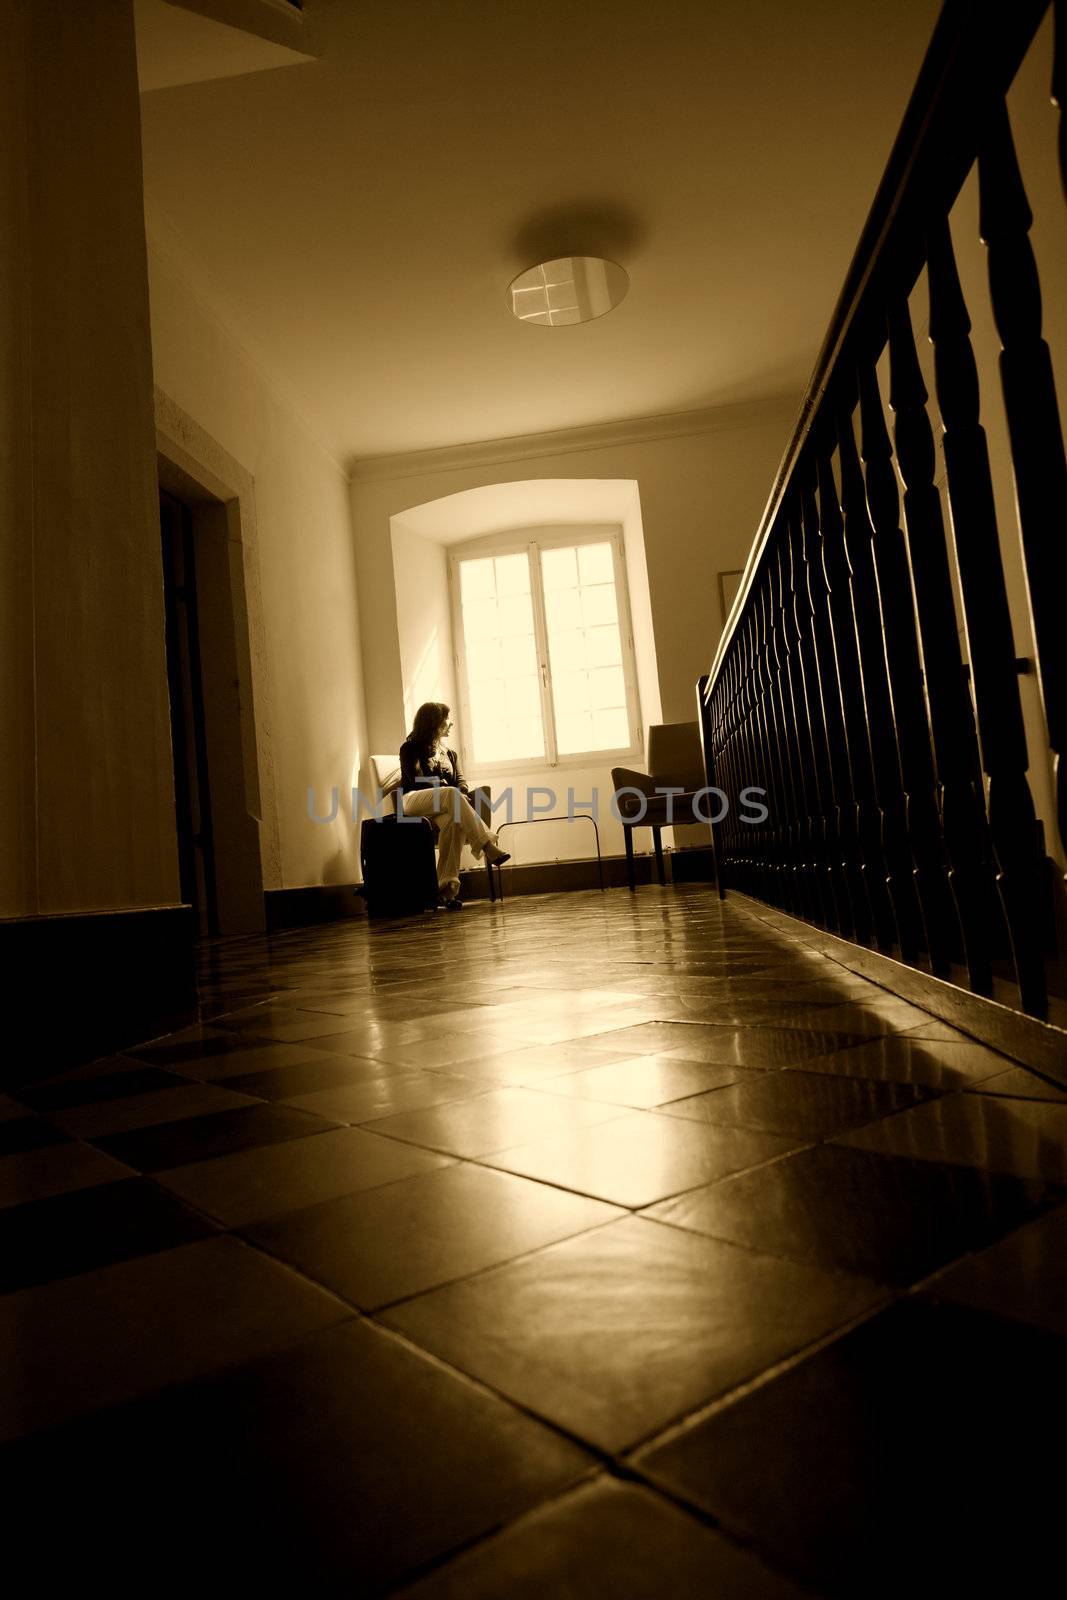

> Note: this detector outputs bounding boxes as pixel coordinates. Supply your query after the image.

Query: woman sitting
[399,701,510,909]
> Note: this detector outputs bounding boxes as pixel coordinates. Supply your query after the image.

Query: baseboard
[262,848,718,920]
[264,884,367,931]
[460,856,617,898]
[731,892,1067,1086]
[460,846,717,900]
[0,905,197,1087]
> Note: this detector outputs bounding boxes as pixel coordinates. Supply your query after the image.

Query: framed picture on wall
[717,569,744,632]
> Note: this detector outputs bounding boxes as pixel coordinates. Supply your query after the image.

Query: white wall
[390,523,455,739]
[147,223,369,890]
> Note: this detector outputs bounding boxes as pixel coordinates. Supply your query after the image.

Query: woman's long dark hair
[409,701,450,755]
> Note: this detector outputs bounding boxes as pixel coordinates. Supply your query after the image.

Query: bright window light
[459,552,544,764]
[451,531,640,768]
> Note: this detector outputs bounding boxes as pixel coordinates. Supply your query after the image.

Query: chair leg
[485,858,495,903]
[624,826,636,892]
[652,827,666,886]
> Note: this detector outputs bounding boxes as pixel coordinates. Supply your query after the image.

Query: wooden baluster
[717,665,739,892]
[979,97,1067,875]
[747,587,776,905]
[771,524,825,928]
[785,493,838,929]
[767,550,808,916]
[818,429,895,948]
[858,354,961,976]
[732,616,756,896]
[724,639,746,889]
[736,619,760,898]
[782,518,812,925]
[701,675,717,866]
[744,605,776,901]
[797,452,852,936]
[757,576,795,912]
[714,648,739,890]
[838,384,925,961]
[710,664,729,876]
[696,674,725,899]
[813,437,873,944]
[887,295,1000,994]
[927,213,1048,1016]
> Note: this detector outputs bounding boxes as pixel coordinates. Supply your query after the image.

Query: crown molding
[348,395,800,485]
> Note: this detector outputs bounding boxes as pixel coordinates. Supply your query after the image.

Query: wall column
[1,0,179,917]
[0,0,191,1076]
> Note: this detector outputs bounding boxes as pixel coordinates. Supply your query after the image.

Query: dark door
[160,489,218,938]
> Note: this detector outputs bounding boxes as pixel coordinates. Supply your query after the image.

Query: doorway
[155,397,275,937]
[160,488,218,938]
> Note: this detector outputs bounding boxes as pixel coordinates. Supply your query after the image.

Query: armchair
[611,721,710,892]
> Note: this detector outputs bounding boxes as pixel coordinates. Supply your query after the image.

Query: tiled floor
[2,888,1064,1594]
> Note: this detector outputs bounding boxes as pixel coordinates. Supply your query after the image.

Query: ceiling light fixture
[507,256,629,326]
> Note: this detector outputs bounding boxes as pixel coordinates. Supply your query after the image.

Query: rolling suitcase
[359,815,439,918]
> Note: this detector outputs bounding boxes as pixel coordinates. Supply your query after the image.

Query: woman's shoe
[439,880,463,910]
[484,842,511,866]
[439,892,463,911]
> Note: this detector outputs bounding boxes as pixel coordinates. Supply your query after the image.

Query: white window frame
[448,525,643,777]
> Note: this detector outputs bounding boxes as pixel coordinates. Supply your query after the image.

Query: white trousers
[401,785,496,892]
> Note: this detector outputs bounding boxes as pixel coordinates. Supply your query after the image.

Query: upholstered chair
[611,721,709,891]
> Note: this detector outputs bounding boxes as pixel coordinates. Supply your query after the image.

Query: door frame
[155,387,279,935]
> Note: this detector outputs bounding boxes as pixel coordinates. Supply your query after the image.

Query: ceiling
[137,0,942,468]
[134,0,314,92]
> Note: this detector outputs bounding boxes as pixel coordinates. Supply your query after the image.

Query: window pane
[467,636,502,678]
[541,546,578,589]
[589,666,626,710]
[550,629,586,671]
[494,552,530,595]
[469,680,508,721]
[498,633,536,674]
[556,711,593,752]
[557,703,630,755]
[482,715,544,763]
[459,553,544,763]
[464,596,499,639]
[589,708,630,750]
[585,625,621,667]
[542,541,631,756]
[461,558,495,601]
[555,669,592,711]
[577,542,614,584]
[506,676,542,717]
[497,592,534,634]
[544,588,582,631]
[510,717,546,759]
[581,584,617,627]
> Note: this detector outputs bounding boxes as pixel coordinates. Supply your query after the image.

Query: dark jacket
[398,740,469,799]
